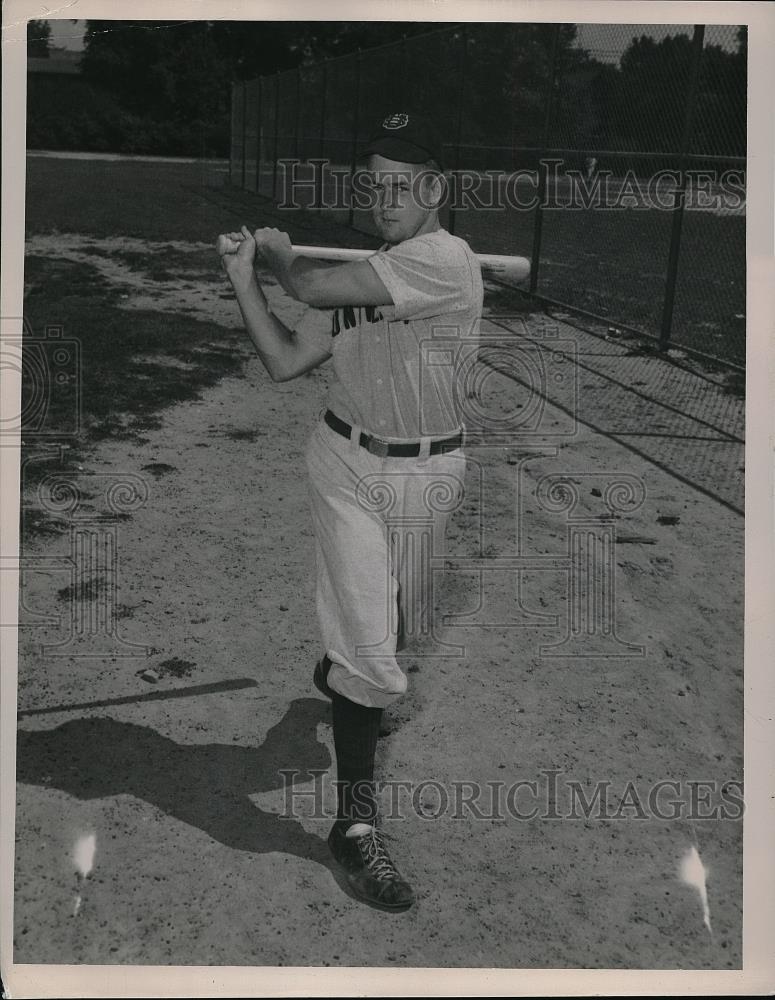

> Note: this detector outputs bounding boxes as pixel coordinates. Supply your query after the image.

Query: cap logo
[382,113,409,130]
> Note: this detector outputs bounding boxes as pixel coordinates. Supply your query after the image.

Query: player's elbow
[254,348,292,383]
[265,358,297,383]
[270,367,300,384]
[265,350,313,383]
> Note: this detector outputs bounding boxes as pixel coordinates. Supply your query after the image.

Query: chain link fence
[230,23,746,368]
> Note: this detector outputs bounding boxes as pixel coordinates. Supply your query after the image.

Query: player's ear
[414,168,446,210]
[427,171,446,209]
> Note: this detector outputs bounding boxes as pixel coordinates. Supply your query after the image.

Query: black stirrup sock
[331,691,383,827]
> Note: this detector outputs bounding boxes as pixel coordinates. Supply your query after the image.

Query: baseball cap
[362,112,445,171]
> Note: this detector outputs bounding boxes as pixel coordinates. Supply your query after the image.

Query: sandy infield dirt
[14,233,743,969]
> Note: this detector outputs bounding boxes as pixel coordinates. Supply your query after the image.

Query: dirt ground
[13,230,743,970]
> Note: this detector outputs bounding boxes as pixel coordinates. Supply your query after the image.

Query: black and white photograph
[1,0,773,995]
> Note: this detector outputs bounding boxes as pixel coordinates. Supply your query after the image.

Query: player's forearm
[228,269,301,382]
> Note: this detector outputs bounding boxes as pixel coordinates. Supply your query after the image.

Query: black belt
[324,410,462,458]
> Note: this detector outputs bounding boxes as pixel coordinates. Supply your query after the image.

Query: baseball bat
[290,244,530,284]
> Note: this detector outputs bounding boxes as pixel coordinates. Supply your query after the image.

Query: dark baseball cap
[362,112,445,171]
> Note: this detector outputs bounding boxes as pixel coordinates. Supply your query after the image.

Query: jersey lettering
[332,305,384,337]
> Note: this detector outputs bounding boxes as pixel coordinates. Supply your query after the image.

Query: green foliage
[27,19,51,58]
[81,21,228,122]
[208,20,442,79]
[26,74,228,157]
[37,20,446,156]
[28,21,747,160]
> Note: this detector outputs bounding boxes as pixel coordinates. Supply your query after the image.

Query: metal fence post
[272,71,280,202]
[229,82,234,186]
[241,79,247,190]
[659,25,705,352]
[255,76,262,194]
[348,51,362,229]
[316,61,328,213]
[529,24,561,294]
[294,67,301,161]
[400,36,408,104]
[448,26,468,237]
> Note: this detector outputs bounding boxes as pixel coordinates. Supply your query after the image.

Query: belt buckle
[366,436,390,458]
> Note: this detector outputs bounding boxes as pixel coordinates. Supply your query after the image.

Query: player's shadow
[16,697,339,875]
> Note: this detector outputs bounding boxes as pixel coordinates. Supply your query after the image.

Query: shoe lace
[356,828,400,881]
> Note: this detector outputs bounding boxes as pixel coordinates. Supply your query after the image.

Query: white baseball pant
[305,415,466,708]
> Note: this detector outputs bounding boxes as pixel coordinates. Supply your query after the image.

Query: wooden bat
[290,244,530,283]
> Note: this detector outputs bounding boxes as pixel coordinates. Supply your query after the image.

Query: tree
[27,19,51,58]
[690,37,746,157]
[81,22,227,122]
[82,20,443,93]
[604,31,746,157]
[78,20,452,156]
[608,34,695,151]
[208,21,443,80]
[735,25,747,58]
[444,23,588,163]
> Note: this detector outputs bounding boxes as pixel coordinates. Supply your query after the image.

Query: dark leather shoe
[328,822,415,911]
[313,655,334,699]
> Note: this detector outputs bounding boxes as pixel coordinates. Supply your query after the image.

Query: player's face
[367,154,441,245]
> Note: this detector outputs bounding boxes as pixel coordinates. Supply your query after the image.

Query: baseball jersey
[317,229,483,440]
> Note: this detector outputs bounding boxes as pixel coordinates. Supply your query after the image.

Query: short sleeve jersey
[323,229,483,440]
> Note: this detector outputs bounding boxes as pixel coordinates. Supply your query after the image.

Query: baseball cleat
[328,822,415,912]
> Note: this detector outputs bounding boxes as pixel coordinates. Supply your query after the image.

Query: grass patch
[456,204,745,366]
[25,159,234,243]
[157,657,196,679]
[140,463,177,478]
[483,284,537,314]
[107,247,215,283]
[24,256,244,418]
[24,156,745,366]
[24,255,116,301]
[20,158,265,542]
[21,254,247,499]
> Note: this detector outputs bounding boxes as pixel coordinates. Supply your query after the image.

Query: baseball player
[217,112,483,911]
